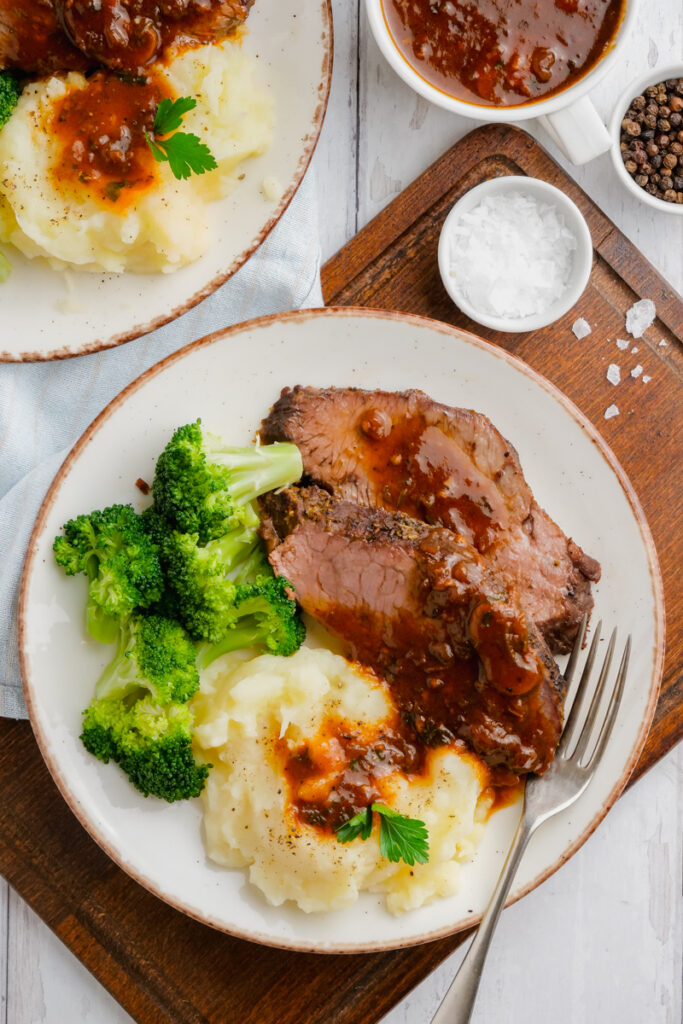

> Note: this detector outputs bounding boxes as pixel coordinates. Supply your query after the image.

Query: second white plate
[1,1,332,361]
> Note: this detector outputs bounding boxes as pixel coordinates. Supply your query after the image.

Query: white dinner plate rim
[18,306,665,953]
[1,2,333,364]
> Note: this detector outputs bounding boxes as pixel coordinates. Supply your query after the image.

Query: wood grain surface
[0,125,680,1024]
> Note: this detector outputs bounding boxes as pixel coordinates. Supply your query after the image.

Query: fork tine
[572,628,617,764]
[558,621,602,754]
[584,636,631,771]
[563,614,588,699]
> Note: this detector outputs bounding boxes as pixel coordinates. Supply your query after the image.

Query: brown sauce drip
[282,606,544,831]
[50,71,169,207]
[382,0,624,108]
[277,713,425,834]
[483,780,524,817]
[277,677,517,837]
[358,411,506,553]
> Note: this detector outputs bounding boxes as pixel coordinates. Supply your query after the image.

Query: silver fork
[430,617,632,1024]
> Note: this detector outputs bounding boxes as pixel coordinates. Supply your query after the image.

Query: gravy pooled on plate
[382,0,625,107]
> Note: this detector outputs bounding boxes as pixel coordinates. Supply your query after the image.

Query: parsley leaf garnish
[336,806,373,844]
[145,96,217,181]
[336,803,429,866]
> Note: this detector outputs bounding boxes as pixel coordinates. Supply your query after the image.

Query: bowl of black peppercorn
[610,64,683,214]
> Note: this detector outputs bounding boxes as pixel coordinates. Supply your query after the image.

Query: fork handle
[430,812,536,1024]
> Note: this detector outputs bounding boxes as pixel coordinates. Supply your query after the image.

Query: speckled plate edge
[18,307,665,953]
[1,2,333,363]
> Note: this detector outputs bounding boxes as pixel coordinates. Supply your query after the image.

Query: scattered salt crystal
[631,347,638,354]
[572,318,591,339]
[625,299,656,338]
[446,191,578,319]
[604,404,620,420]
[631,365,643,378]
[616,338,629,350]
[642,375,652,383]
[658,339,668,347]
[606,364,621,385]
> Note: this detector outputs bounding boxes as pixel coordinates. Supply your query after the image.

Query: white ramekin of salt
[438,176,593,333]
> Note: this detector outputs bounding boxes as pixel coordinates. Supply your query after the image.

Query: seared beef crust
[261,386,600,653]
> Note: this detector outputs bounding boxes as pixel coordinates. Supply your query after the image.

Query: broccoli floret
[0,73,20,130]
[53,504,164,643]
[196,575,306,669]
[95,614,199,705]
[164,524,264,641]
[152,421,303,544]
[81,695,209,802]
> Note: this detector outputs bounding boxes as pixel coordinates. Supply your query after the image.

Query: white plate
[0,2,332,362]
[19,308,664,953]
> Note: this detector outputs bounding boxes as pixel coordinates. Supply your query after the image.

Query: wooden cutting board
[1,124,680,1024]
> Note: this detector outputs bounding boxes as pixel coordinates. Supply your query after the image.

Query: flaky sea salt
[631,347,639,354]
[642,375,652,383]
[572,318,591,339]
[607,364,621,385]
[631,364,643,378]
[659,339,668,347]
[604,404,620,420]
[625,299,656,338]
[616,338,629,350]
[447,191,577,319]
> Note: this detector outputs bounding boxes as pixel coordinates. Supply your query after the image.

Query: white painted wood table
[2,2,681,1021]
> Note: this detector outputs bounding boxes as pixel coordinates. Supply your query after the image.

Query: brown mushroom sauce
[382,0,625,108]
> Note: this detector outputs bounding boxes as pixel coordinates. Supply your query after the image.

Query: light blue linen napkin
[0,169,322,718]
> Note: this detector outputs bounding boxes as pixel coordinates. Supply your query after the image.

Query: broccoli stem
[94,622,147,701]
[208,443,303,504]
[195,624,266,670]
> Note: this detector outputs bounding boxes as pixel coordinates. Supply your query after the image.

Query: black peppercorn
[623,118,641,136]
[657,118,671,131]
[651,154,663,169]
[660,176,673,190]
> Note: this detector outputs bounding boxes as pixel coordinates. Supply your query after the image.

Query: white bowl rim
[609,63,683,216]
[437,176,594,333]
[365,0,638,121]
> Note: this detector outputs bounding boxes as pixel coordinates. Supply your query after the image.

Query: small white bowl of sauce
[437,176,593,333]
[365,0,639,165]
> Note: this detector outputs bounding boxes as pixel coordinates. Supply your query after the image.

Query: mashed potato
[192,646,490,915]
[0,43,272,273]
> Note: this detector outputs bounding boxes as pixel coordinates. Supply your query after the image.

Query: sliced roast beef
[261,386,600,654]
[56,0,254,74]
[0,0,89,74]
[261,486,565,777]
[1,0,254,76]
